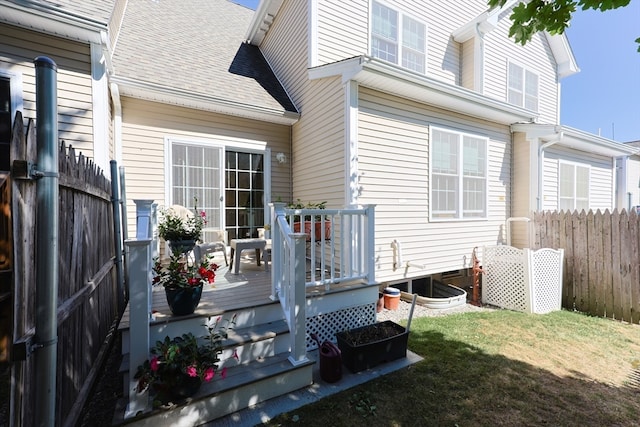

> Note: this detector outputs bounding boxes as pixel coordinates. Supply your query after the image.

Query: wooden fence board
[630,210,640,324]
[619,211,633,323]
[533,209,639,324]
[10,116,120,426]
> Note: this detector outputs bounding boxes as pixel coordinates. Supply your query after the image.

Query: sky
[234,0,640,142]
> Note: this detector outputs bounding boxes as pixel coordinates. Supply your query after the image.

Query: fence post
[124,239,152,418]
[33,55,59,427]
[110,160,125,310]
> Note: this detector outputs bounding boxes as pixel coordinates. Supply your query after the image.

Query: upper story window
[559,161,589,212]
[371,1,426,74]
[430,127,488,221]
[508,62,538,111]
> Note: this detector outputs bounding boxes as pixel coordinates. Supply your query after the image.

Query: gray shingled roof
[111,0,296,114]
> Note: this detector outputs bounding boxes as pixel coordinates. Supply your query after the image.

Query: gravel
[376,297,490,324]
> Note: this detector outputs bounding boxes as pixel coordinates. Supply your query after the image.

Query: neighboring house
[623,140,640,210]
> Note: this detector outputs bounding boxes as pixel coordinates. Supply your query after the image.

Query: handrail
[270,203,376,365]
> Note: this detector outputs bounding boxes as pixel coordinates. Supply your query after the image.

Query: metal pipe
[33,55,59,427]
[110,160,125,311]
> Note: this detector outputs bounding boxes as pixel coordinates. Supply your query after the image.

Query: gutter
[0,0,107,43]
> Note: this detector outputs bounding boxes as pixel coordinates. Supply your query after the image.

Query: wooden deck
[119,251,273,330]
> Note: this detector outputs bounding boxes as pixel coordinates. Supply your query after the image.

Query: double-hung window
[430,127,488,220]
[371,1,426,73]
[508,62,539,111]
[558,161,589,212]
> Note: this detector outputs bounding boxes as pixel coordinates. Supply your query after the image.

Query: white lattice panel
[483,246,563,314]
[527,248,564,314]
[306,303,376,350]
[483,246,528,312]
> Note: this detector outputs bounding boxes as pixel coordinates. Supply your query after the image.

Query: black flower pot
[170,374,202,400]
[165,286,203,316]
[168,239,196,254]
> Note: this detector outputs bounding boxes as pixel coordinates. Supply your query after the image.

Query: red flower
[203,367,215,382]
[186,365,197,377]
[150,357,159,372]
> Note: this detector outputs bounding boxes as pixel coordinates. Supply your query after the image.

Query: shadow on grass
[265,328,640,426]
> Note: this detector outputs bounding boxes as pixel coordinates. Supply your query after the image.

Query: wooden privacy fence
[533,209,640,324]
[10,112,122,426]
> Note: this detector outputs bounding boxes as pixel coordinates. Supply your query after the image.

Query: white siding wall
[358,87,511,282]
[483,11,559,124]
[0,24,95,157]
[314,0,490,85]
[120,98,292,235]
[542,145,615,211]
[627,156,640,209]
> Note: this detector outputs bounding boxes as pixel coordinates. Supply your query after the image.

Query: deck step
[119,319,290,396]
[120,301,285,355]
[114,352,314,426]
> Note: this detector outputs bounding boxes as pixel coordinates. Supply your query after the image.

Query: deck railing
[269,203,376,365]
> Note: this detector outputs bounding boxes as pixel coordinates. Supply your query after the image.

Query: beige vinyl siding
[510,131,534,248]
[483,16,558,124]
[542,146,615,212]
[460,38,475,90]
[358,87,511,282]
[260,0,308,109]
[316,0,368,65]
[291,77,345,206]
[315,0,488,84]
[120,98,292,235]
[0,24,95,157]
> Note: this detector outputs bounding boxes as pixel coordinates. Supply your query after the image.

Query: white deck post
[288,233,308,366]
[124,239,152,418]
[270,203,286,300]
[364,204,376,283]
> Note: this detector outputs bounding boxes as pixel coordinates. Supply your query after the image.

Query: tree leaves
[487,0,637,51]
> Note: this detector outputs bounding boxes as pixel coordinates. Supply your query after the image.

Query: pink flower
[186,365,198,377]
[232,349,239,361]
[221,367,227,379]
[150,357,159,372]
[203,367,215,382]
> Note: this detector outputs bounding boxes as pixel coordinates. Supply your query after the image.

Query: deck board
[119,252,273,330]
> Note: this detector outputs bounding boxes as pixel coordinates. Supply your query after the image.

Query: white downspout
[537,132,563,211]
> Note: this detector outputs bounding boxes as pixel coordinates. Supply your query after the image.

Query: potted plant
[152,252,218,316]
[158,202,207,254]
[286,199,331,241]
[134,315,237,405]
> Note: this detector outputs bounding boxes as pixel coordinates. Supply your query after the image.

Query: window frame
[370,0,427,74]
[429,126,489,222]
[558,160,590,212]
[507,61,539,112]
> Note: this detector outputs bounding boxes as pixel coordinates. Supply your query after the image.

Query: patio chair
[194,229,228,266]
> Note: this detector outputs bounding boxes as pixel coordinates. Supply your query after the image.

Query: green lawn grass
[264,309,640,426]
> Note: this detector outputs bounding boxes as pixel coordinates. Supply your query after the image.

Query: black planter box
[335,321,408,373]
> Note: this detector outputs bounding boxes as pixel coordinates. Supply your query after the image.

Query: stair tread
[119,319,289,373]
[115,352,314,425]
